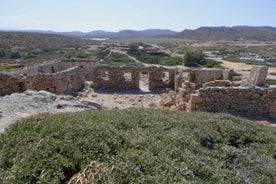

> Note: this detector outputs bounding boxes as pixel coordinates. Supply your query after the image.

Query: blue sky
[0,0,276,32]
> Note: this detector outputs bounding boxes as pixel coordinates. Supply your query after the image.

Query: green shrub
[267,79,276,85]
[198,58,223,68]
[102,52,139,66]
[0,64,25,71]
[0,50,5,57]
[9,52,21,59]
[0,109,275,183]
[183,51,203,66]
[126,45,182,66]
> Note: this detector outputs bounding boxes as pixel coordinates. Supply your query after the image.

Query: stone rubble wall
[60,59,98,80]
[147,67,175,90]
[15,60,65,75]
[248,66,268,86]
[16,59,98,80]
[0,67,84,96]
[176,69,233,89]
[92,66,175,90]
[92,66,140,89]
[25,66,85,95]
[202,80,239,88]
[189,87,276,119]
[0,72,26,96]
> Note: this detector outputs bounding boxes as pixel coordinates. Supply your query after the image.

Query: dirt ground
[78,59,276,111]
[213,58,276,80]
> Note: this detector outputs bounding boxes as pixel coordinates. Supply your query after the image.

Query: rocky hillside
[176,26,276,41]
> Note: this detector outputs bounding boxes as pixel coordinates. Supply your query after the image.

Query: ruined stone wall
[188,69,233,88]
[16,59,98,80]
[0,67,84,96]
[190,87,276,119]
[60,59,98,80]
[147,67,175,90]
[248,66,268,86]
[92,66,140,89]
[0,72,26,96]
[25,67,84,95]
[92,66,175,90]
[15,60,65,75]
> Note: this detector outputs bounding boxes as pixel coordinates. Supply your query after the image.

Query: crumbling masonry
[0,59,275,120]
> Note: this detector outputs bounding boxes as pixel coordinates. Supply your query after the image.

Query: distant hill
[2,26,276,40]
[85,29,178,38]
[176,26,276,41]
[1,29,178,38]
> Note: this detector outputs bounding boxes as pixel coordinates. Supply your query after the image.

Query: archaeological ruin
[0,59,275,120]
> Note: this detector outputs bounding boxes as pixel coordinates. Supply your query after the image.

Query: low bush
[0,109,275,183]
[198,58,223,68]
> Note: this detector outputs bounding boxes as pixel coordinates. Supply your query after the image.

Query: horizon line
[0,25,276,33]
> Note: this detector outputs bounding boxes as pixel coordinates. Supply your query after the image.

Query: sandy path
[213,58,276,80]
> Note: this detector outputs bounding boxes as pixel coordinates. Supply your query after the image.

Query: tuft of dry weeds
[67,161,114,184]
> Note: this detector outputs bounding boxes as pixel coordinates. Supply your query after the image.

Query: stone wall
[25,66,85,95]
[16,59,98,80]
[15,60,65,75]
[190,87,276,119]
[93,66,140,90]
[248,66,268,86]
[188,69,233,88]
[0,67,84,96]
[92,66,175,90]
[147,67,175,90]
[0,72,25,96]
[60,59,98,80]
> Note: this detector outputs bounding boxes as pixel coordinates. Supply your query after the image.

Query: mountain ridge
[176,26,276,41]
[1,26,276,40]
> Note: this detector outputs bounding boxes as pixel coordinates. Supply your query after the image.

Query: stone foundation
[190,87,276,119]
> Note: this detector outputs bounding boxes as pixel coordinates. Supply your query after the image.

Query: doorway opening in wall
[124,72,132,82]
[68,75,75,90]
[101,71,109,81]
[139,71,149,92]
[51,66,55,73]
[161,72,170,84]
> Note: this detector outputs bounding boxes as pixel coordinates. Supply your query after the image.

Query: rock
[56,104,65,109]
[149,102,157,107]
[160,96,175,107]
[81,100,103,110]
[0,90,99,133]
[190,94,203,104]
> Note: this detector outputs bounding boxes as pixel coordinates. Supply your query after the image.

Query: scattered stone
[56,104,65,109]
[91,94,98,97]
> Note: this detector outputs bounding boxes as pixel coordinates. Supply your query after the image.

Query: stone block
[248,65,268,86]
[190,94,203,104]
[268,87,276,98]
[269,105,276,113]
[269,112,276,120]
